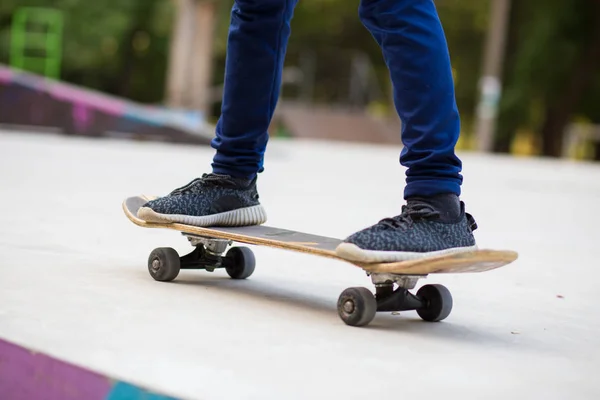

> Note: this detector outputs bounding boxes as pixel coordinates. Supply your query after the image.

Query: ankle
[406,193,461,221]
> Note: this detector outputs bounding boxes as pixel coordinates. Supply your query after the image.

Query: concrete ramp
[1,130,599,399]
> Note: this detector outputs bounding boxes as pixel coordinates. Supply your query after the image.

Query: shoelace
[376,201,478,232]
[377,201,441,230]
[169,173,238,196]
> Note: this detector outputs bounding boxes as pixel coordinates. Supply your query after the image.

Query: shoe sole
[335,242,478,263]
[137,204,267,227]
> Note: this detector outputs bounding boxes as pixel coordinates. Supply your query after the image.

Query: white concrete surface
[1,130,599,399]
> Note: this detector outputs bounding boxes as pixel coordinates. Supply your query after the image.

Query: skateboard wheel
[224,247,255,279]
[147,247,181,282]
[416,284,453,322]
[337,287,377,327]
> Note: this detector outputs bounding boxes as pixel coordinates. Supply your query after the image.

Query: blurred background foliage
[1,0,599,158]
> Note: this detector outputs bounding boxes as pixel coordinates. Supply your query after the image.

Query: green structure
[10,7,64,79]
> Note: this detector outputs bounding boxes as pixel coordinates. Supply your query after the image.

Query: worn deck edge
[357,250,519,274]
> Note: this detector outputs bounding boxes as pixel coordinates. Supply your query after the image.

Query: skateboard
[123,195,518,327]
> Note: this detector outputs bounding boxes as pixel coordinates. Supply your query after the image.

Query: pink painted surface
[49,83,126,116]
[0,65,125,115]
[0,338,112,400]
[73,103,93,132]
[0,67,13,84]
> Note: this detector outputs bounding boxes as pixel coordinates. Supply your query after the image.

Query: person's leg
[138,0,298,227]
[362,0,462,197]
[336,0,477,262]
[212,0,299,180]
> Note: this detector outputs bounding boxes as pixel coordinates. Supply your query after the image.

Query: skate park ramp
[0,63,212,145]
[1,129,599,399]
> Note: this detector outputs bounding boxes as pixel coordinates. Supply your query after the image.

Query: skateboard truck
[148,233,453,328]
[146,233,452,328]
[146,233,256,281]
[336,272,453,327]
[370,273,421,289]
[371,273,424,312]
[185,234,231,256]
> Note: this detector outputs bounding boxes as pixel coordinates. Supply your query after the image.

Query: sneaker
[137,173,267,227]
[335,194,477,263]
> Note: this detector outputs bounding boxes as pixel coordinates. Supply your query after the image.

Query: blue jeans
[211,0,463,198]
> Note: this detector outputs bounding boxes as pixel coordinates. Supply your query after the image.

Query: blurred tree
[495,0,600,157]
[115,0,161,98]
[0,0,173,103]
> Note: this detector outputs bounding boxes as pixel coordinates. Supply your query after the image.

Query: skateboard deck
[123,195,517,274]
[123,195,518,327]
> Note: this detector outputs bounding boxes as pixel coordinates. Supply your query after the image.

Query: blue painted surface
[106,381,179,400]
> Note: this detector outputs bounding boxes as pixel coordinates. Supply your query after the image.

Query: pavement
[1,130,599,399]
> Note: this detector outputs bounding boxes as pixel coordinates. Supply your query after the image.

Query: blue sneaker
[137,173,267,227]
[336,194,477,263]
